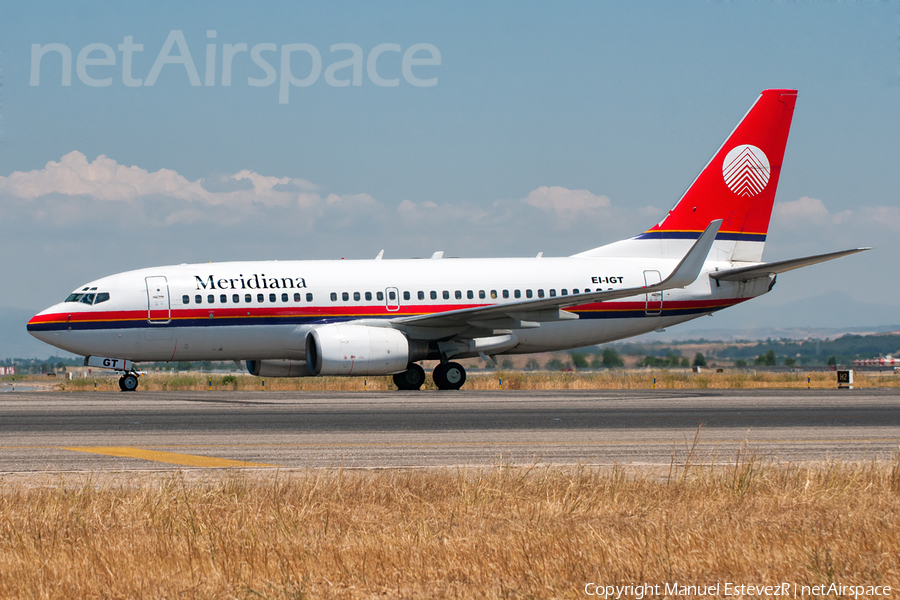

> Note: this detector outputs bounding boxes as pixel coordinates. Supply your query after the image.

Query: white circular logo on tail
[722,145,770,197]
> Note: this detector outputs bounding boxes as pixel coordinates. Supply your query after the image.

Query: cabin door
[146,276,171,323]
[643,270,663,316]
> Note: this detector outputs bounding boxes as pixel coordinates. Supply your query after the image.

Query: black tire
[121,374,139,392]
[118,376,127,391]
[433,362,466,390]
[393,364,426,390]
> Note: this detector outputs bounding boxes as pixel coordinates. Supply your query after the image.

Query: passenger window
[282,293,288,302]
[269,293,276,302]
[342,292,349,301]
[94,292,110,304]
[455,290,462,300]
[526,290,533,299]
[182,295,190,305]
[403,291,410,301]
[514,290,521,299]
[233,294,240,303]
[430,291,437,300]
[306,293,313,302]
[81,294,95,304]
[257,293,263,302]
[442,291,450,300]
[208,295,215,304]
[294,293,301,302]
[467,290,474,300]
[490,290,497,299]
[479,290,485,299]
[242,294,249,302]
[418,291,425,300]
[549,289,556,297]
[502,290,509,299]
[377,291,384,301]
[365,292,372,301]
[572,288,579,294]
[330,292,337,302]
[195,295,202,304]
[538,289,545,298]
[389,290,397,301]
[220,294,227,303]
[353,292,361,301]
[561,289,568,296]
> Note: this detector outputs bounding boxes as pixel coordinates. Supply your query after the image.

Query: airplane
[27,89,868,392]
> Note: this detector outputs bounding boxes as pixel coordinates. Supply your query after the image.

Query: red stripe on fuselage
[30,298,748,327]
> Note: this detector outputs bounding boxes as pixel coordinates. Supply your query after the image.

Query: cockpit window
[66,292,110,304]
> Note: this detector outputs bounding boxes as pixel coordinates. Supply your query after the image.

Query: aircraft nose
[27,305,62,343]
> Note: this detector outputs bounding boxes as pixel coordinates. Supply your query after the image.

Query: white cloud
[857,206,900,231]
[521,186,610,216]
[773,196,900,234]
[773,196,836,225]
[0,151,317,208]
[4,152,893,267]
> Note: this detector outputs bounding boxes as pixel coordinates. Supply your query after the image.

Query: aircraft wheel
[121,373,139,392]
[393,364,426,390]
[118,376,127,391]
[433,361,466,390]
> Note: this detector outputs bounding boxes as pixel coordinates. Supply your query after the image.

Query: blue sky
[1,1,898,329]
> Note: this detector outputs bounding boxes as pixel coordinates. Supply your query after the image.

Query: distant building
[0,366,16,375]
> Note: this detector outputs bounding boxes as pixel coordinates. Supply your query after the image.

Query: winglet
[658,219,722,288]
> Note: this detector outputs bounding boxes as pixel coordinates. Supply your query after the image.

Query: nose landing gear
[118,372,139,392]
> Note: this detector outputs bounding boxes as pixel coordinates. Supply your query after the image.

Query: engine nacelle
[306,324,416,376]
[245,359,311,378]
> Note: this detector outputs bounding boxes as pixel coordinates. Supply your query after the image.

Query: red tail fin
[640,89,797,246]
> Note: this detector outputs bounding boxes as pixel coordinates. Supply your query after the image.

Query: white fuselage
[28,255,770,363]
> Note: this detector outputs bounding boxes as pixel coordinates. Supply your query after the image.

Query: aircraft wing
[710,248,870,282]
[391,220,722,330]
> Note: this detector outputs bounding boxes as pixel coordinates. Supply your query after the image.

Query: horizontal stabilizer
[710,248,870,282]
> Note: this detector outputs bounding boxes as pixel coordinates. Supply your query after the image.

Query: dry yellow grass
[0,459,899,599]
[56,369,900,392]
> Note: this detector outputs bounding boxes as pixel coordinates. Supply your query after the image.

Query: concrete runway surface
[1,389,899,472]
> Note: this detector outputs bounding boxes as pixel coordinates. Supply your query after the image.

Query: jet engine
[306,324,426,376]
[245,359,311,377]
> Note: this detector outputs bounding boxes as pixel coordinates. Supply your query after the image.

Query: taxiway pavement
[1,389,898,472]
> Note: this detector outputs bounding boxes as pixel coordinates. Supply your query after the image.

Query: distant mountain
[639,292,900,341]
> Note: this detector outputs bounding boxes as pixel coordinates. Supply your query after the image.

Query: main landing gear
[393,364,426,390]
[118,372,139,392]
[433,361,466,391]
[391,362,467,390]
